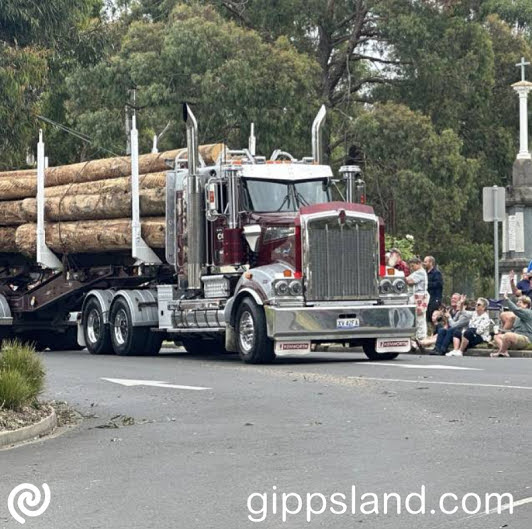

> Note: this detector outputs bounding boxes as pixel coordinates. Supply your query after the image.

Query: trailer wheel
[235,298,275,364]
[362,339,399,361]
[109,298,149,356]
[181,336,226,355]
[84,298,112,355]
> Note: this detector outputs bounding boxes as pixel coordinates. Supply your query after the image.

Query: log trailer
[0,106,415,362]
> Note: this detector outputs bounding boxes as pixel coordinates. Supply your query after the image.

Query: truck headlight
[392,278,407,294]
[289,280,303,296]
[275,280,289,296]
[379,279,392,294]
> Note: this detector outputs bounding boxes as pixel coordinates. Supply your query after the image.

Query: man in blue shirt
[513,269,532,297]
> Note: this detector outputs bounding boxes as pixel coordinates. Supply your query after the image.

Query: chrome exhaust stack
[184,104,205,290]
[311,105,327,164]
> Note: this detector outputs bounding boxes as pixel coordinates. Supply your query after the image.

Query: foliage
[0,341,45,410]
[352,102,488,278]
[385,234,416,262]
[0,370,33,411]
[0,46,47,168]
[65,4,319,157]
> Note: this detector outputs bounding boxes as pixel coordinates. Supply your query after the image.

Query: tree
[351,103,484,276]
[0,0,107,168]
[65,4,319,158]
[210,0,409,159]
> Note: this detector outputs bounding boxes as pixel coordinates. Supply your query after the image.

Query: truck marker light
[283,270,292,278]
[294,271,303,279]
[387,268,396,275]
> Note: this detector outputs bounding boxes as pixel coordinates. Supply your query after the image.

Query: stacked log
[0,143,225,255]
[15,218,165,256]
[0,227,17,253]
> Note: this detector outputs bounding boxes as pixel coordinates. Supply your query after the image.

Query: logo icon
[7,483,51,524]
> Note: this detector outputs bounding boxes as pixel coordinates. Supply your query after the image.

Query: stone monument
[501,57,532,276]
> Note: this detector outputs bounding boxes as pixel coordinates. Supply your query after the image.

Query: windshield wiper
[294,191,310,207]
[276,192,292,212]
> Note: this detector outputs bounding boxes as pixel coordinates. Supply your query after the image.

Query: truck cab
[155,106,415,362]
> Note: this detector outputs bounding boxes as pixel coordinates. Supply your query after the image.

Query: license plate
[275,341,311,356]
[336,318,360,329]
[376,338,411,353]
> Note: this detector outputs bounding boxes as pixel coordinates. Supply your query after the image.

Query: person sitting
[510,269,532,297]
[414,306,448,352]
[430,294,472,355]
[491,293,532,357]
[388,248,410,277]
[446,297,491,357]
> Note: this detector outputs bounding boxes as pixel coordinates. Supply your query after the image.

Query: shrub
[0,369,33,411]
[0,340,45,408]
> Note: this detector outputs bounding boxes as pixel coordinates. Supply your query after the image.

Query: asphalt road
[1,348,531,529]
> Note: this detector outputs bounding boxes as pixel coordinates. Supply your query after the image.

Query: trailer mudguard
[112,289,158,327]
[82,290,114,324]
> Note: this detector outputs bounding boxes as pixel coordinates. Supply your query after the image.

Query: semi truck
[0,105,416,362]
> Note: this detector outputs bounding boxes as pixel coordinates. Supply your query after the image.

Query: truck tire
[235,297,275,364]
[84,298,112,355]
[181,336,226,355]
[109,297,149,356]
[362,339,399,361]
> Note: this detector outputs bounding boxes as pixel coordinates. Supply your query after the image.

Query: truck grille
[304,214,379,301]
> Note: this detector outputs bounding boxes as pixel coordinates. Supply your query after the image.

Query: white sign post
[483,186,506,299]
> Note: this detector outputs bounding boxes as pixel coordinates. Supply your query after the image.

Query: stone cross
[512,58,532,160]
[516,57,530,82]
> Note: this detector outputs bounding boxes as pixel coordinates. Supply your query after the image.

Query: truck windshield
[242,179,331,212]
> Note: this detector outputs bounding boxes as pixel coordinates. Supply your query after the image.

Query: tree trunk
[17,188,165,223]
[15,218,165,256]
[0,201,27,225]
[0,227,17,253]
[45,171,166,198]
[0,143,224,200]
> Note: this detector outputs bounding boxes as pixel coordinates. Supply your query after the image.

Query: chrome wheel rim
[87,309,102,345]
[239,310,255,353]
[114,308,129,346]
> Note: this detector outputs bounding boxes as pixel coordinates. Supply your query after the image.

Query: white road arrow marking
[101,378,210,391]
[364,363,482,371]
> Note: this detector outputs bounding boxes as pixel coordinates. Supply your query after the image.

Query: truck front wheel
[109,298,149,356]
[235,298,275,364]
[362,339,399,361]
[84,298,112,355]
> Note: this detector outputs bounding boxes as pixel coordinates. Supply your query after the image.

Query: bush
[0,369,33,411]
[0,340,45,410]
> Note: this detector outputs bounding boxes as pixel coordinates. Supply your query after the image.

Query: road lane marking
[347,376,532,390]
[101,378,210,390]
[365,363,482,371]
